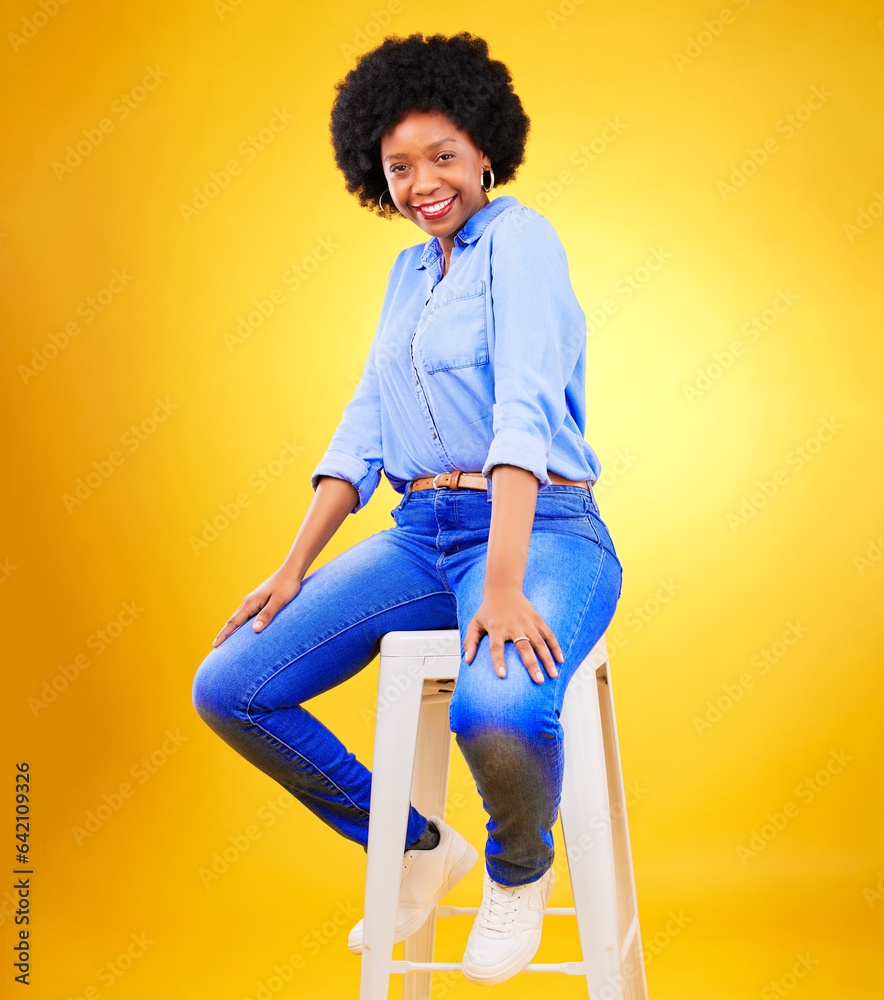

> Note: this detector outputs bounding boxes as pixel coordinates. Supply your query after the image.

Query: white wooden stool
[358,628,649,1000]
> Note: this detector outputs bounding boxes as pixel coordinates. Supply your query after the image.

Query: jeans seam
[545,547,608,857]
[244,590,455,815]
[553,546,607,722]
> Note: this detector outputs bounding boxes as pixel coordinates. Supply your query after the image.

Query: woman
[192,31,623,986]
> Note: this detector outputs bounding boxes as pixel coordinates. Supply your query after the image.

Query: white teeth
[417,196,454,214]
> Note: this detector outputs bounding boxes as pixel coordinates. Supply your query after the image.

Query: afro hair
[329,32,530,217]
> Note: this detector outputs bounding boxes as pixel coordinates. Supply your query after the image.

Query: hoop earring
[480,166,495,193]
[379,189,396,213]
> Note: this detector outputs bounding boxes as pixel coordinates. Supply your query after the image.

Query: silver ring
[432,473,441,489]
[512,636,530,643]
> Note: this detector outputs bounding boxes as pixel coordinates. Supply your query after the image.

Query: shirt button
[431,430,437,438]
[414,376,419,384]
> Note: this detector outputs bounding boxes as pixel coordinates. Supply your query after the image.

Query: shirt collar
[415,196,521,270]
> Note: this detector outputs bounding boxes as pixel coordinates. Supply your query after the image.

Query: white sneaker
[348,816,478,954]
[462,867,555,985]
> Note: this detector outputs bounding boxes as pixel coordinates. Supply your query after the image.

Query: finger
[252,594,288,632]
[488,633,507,678]
[514,637,545,684]
[212,606,250,647]
[532,620,562,677]
[533,633,559,679]
[462,620,482,663]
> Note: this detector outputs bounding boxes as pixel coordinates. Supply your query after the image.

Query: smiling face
[380,110,491,248]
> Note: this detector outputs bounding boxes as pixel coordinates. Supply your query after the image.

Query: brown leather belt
[408,469,590,492]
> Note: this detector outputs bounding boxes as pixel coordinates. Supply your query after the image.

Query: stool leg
[598,662,649,1000]
[403,691,455,1000]
[360,654,427,1000]
[560,659,623,1000]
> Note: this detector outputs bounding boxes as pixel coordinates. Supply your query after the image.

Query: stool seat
[359,629,649,999]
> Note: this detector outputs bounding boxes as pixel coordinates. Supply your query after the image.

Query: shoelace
[477,879,522,936]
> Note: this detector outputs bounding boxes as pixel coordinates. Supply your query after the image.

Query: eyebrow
[383,137,459,162]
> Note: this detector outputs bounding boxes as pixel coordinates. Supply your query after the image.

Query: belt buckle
[432,473,444,490]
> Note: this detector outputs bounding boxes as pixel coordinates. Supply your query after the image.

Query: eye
[390,163,408,174]
[437,152,455,162]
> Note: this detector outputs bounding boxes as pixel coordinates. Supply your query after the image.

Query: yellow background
[2,0,883,997]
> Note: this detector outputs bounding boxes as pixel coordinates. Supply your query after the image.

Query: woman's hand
[463,583,564,683]
[211,567,303,648]
[209,475,360,649]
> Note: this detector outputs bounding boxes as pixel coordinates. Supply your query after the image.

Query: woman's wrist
[483,570,525,595]
[277,559,307,585]
[484,464,537,591]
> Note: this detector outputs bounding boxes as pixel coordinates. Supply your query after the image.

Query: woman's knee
[191,646,249,730]
[449,664,555,744]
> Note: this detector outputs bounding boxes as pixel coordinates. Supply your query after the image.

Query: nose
[411,163,440,196]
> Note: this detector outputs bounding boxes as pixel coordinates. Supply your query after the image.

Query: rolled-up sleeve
[309,334,383,513]
[481,210,586,490]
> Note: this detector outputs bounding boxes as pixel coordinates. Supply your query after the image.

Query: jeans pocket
[533,487,591,521]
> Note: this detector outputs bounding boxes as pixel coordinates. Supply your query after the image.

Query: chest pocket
[417,279,488,374]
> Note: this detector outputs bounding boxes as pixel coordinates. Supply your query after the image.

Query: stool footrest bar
[389,960,587,976]
[435,905,576,917]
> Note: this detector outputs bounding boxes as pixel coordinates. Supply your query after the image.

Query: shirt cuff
[481,429,552,491]
[310,450,380,514]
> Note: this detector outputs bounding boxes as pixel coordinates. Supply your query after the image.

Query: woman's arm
[462,464,565,683]
[211,475,359,647]
[281,475,360,581]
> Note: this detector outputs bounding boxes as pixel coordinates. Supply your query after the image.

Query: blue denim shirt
[310,195,602,513]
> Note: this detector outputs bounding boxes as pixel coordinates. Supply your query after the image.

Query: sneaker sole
[348,840,479,955]
[461,929,544,986]
[461,872,555,985]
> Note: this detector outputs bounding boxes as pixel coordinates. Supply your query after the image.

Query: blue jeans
[192,483,623,886]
